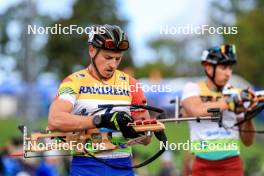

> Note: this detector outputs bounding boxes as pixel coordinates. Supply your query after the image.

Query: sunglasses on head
[104,39,129,50]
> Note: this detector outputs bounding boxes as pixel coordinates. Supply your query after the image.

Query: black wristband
[93,115,102,128]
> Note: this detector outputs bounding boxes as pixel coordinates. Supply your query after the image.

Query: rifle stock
[22,119,165,156]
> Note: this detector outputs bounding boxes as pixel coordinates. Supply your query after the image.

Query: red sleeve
[129,76,147,116]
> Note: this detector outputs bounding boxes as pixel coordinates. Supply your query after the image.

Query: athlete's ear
[88,45,97,58]
[203,63,213,76]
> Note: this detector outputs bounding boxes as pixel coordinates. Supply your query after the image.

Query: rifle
[169,88,264,133]
[13,103,223,169]
[14,104,168,169]
[222,88,264,103]
[173,87,264,133]
[18,119,165,157]
[225,89,264,132]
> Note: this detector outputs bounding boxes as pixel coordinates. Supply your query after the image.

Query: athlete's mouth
[105,69,114,75]
[106,69,114,73]
[223,78,229,82]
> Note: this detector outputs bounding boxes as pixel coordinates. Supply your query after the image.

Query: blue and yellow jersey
[55,69,146,158]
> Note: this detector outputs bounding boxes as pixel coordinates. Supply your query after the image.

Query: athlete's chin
[219,81,228,87]
[103,71,114,79]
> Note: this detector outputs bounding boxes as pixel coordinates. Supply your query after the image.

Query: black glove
[93,111,140,138]
[226,89,251,113]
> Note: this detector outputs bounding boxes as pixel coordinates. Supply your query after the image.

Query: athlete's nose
[225,68,232,77]
[108,59,118,69]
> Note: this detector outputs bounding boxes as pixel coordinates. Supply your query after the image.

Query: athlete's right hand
[93,111,140,138]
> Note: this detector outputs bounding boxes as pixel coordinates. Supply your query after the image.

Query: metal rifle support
[18,125,28,158]
[207,108,222,127]
[159,96,222,124]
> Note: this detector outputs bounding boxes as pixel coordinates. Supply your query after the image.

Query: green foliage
[209,0,264,87]
[135,60,176,78]
[138,37,203,78]
[224,5,264,87]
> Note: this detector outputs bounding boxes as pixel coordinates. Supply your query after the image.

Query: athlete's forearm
[182,98,229,117]
[48,111,95,132]
[239,120,255,146]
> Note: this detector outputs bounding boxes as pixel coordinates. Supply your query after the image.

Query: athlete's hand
[94,111,140,138]
[226,89,257,113]
[245,89,258,111]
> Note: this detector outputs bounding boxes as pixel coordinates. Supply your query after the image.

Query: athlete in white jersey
[181,44,258,176]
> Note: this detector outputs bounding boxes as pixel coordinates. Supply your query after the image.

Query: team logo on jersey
[75,74,86,78]
[119,75,126,81]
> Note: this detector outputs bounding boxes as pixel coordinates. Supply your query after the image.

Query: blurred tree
[46,0,132,78]
[0,1,51,82]
[0,1,51,118]
[209,0,251,25]
[210,0,264,87]
[137,37,202,78]
[135,60,175,78]
[224,4,264,87]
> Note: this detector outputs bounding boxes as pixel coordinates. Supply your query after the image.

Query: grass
[0,117,48,147]
[133,122,189,175]
[0,118,21,146]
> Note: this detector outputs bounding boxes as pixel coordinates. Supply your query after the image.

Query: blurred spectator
[132,151,149,176]
[35,151,63,176]
[0,153,4,175]
[123,66,135,77]
[1,137,36,176]
[36,159,59,176]
[149,69,162,84]
[158,151,178,176]
[16,172,30,176]
[181,152,194,176]
[1,137,23,176]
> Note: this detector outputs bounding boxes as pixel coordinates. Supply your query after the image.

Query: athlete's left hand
[245,88,258,111]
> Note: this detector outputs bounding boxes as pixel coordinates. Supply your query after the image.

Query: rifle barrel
[159,116,220,123]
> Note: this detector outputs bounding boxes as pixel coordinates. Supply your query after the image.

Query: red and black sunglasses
[104,39,129,50]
